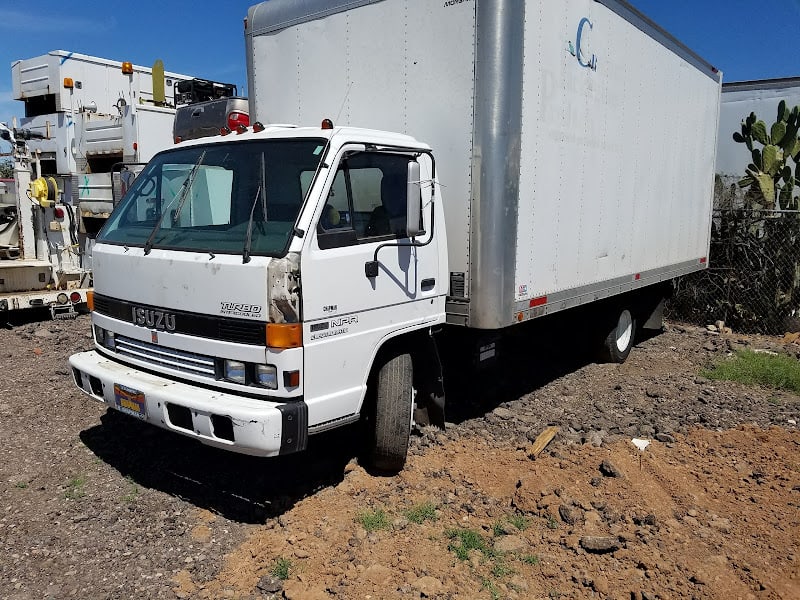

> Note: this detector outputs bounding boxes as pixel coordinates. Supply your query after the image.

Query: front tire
[368,352,413,472]
[599,307,636,363]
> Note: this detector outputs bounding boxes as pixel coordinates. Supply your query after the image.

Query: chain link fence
[668,207,800,334]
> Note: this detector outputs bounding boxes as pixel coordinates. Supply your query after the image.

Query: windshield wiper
[242,152,268,264]
[143,150,206,255]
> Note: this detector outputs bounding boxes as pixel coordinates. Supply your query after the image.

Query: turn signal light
[266,323,302,349]
[86,290,94,311]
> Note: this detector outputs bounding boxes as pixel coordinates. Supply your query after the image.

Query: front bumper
[69,350,308,457]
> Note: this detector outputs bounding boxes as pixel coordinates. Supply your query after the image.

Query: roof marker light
[236,124,248,134]
[252,121,265,133]
[121,61,133,75]
[321,119,334,130]
[220,126,231,136]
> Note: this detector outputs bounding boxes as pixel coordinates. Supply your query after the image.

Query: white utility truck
[1,52,196,317]
[12,51,195,237]
[1,123,92,316]
[70,0,721,471]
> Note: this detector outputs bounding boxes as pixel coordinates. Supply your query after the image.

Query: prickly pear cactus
[734,101,800,209]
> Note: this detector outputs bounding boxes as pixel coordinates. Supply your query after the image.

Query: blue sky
[1,0,799,154]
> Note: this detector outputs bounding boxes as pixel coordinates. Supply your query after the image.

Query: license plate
[113,384,147,420]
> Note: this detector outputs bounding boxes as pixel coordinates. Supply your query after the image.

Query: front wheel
[598,307,636,363]
[368,352,414,472]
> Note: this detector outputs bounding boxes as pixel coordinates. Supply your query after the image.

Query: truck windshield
[98,139,326,257]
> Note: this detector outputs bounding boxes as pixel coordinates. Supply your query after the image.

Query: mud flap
[276,400,309,454]
[413,331,446,429]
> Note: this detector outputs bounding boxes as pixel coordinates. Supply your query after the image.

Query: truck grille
[114,335,216,380]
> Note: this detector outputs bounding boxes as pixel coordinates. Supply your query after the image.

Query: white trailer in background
[70,0,721,471]
[717,78,800,178]
[12,51,195,233]
[0,52,196,317]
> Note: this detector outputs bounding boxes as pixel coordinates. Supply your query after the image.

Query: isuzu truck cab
[70,123,447,470]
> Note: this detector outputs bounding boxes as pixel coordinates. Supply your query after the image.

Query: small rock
[413,576,443,597]
[493,407,514,420]
[558,504,580,526]
[585,430,606,447]
[655,433,676,443]
[256,575,283,594]
[705,324,718,332]
[599,459,623,478]
[293,548,309,559]
[592,575,609,595]
[579,536,620,553]
[364,564,392,585]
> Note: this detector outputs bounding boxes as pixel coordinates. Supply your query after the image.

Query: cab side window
[317,153,410,249]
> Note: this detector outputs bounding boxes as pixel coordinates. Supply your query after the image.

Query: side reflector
[86,290,94,311]
[700,257,708,264]
[529,296,547,308]
[266,323,302,349]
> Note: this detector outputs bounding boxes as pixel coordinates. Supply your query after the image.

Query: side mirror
[406,161,422,238]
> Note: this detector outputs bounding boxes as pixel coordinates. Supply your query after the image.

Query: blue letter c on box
[576,17,597,71]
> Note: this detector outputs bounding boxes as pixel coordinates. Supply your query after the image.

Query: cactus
[733,103,800,209]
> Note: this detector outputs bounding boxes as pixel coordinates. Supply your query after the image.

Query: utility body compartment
[247,0,722,329]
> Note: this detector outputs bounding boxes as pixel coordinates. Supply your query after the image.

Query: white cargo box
[247,0,721,329]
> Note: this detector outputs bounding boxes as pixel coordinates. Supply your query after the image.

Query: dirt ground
[0,313,798,600]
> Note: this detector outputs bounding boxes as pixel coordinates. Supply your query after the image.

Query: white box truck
[70,0,721,471]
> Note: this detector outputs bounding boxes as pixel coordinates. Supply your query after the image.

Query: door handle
[421,278,435,291]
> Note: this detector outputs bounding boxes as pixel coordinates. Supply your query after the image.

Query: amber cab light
[266,323,302,349]
[121,61,134,75]
[86,290,94,311]
[63,77,74,89]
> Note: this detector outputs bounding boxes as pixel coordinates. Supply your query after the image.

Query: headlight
[94,325,116,351]
[223,360,247,384]
[254,364,278,389]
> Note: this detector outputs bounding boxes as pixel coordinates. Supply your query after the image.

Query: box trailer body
[69,0,721,470]
[247,0,721,330]
[717,78,800,178]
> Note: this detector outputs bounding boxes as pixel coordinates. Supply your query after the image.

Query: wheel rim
[615,310,633,352]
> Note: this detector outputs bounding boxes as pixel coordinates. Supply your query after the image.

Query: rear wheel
[368,352,413,472]
[599,307,636,363]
